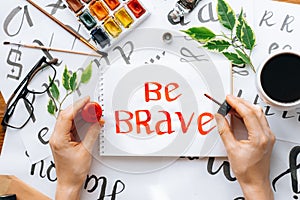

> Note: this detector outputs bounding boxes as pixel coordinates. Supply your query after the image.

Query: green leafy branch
[182,0,256,72]
[47,62,93,118]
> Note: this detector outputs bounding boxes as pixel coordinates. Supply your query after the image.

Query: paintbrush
[204,94,222,106]
[4,41,102,57]
[25,0,107,57]
[204,94,231,116]
[204,93,242,119]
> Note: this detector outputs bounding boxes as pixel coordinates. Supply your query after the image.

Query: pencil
[25,0,107,57]
[4,41,102,57]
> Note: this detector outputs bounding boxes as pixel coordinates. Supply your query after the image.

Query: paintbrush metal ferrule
[204,93,242,118]
[204,93,231,116]
[25,0,107,57]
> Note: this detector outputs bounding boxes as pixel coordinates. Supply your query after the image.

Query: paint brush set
[64,0,150,49]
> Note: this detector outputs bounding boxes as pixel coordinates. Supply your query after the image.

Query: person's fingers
[226,95,254,118]
[58,96,90,132]
[82,122,102,152]
[226,95,264,140]
[214,113,236,150]
[51,97,90,144]
[59,96,90,122]
[250,105,275,140]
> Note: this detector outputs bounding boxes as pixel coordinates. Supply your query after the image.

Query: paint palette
[64,0,150,50]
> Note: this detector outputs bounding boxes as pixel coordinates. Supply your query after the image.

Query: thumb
[82,122,102,152]
[214,113,236,149]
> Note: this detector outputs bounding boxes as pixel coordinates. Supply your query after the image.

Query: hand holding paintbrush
[204,93,242,118]
[211,95,275,200]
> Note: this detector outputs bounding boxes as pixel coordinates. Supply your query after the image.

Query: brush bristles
[96,50,108,57]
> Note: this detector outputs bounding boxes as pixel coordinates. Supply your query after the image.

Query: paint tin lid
[0,194,16,200]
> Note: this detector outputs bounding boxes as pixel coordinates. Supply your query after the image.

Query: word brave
[114,82,216,135]
[115,110,215,135]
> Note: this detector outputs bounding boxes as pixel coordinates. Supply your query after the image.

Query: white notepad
[99,57,232,157]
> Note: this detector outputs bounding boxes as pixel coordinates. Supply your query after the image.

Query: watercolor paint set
[64,0,150,50]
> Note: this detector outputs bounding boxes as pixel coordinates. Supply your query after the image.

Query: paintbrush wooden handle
[26,0,82,39]
[25,0,107,56]
[4,42,101,57]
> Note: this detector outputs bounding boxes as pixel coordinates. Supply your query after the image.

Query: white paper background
[1,0,300,199]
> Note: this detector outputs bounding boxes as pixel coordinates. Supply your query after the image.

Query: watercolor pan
[114,7,133,28]
[89,1,109,21]
[66,0,84,13]
[91,27,110,48]
[64,0,150,50]
[127,0,146,18]
[103,17,122,38]
[103,0,120,10]
[79,9,97,30]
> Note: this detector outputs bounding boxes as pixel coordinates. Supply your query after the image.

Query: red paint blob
[81,102,102,123]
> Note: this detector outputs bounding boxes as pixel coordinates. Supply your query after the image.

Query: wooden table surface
[277,0,300,3]
[0,92,6,154]
[0,0,300,155]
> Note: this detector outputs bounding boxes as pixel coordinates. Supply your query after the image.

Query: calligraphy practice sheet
[1,0,300,199]
[234,0,300,144]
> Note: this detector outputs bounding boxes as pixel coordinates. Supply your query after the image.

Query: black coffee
[260,53,300,103]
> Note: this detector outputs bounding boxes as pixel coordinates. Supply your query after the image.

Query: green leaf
[70,72,77,91]
[49,76,60,100]
[236,9,244,43]
[235,49,251,64]
[240,20,256,50]
[62,65,71,91]
[181,27,216,43]
[222,52,245,66]
[217,0,236,30]
[47,99,55,115]
[203,39,231,52]
[80,61,92,84]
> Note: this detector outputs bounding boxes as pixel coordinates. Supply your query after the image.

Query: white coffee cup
[256,51,300,110]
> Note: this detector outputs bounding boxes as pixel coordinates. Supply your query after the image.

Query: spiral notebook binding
[98,70,105,155]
